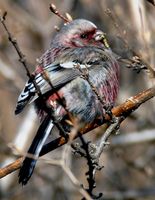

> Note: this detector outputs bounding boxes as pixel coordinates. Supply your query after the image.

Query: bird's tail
[18,115,53,185]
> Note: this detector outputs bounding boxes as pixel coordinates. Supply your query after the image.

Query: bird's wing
[15,61,85,114]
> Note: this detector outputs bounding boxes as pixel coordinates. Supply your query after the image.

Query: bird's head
[53,19,110,49]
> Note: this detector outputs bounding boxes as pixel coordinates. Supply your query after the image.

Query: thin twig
[62,164,92,200]
[105,8,155,77]
[94,117,124,158]
[76,64,106,105]
[49,3,72,23]
[76,118,123,198]
[75,64,111,114]
[44,126,92,200]
[0,12,42,96]
[0,11,68,136]
[78,135,101,199]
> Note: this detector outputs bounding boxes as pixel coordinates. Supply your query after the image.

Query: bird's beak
[94,30,104,41]
[94,30,110,48]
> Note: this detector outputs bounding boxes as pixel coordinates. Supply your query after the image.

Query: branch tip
[2,11,7,20]
[49,3,58,14]
[49,3,71,23]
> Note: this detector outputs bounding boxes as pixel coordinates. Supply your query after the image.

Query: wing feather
[15,62,81,114]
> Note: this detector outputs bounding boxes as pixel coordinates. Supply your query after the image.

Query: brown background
[0,0,155,199]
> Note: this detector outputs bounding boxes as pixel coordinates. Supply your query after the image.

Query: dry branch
[0,158,23,178]
[49,3,72,23]
[0,85,155,179]
[105,8,155,77]
[0,12,42,96]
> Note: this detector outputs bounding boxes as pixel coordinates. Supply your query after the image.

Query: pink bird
[15,19,119,185]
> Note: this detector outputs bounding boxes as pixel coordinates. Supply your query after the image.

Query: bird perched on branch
[15,19,120,185]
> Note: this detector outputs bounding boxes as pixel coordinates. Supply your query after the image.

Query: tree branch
[0,86,155,179]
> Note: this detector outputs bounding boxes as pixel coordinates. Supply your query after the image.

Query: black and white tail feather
[19,115,54,185]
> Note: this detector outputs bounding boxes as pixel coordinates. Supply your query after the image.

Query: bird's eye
[80,33,88,39]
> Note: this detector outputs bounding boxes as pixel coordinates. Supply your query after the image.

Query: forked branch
[0,85,155,178]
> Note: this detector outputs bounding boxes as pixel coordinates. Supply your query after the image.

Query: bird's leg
[103,102,119,124]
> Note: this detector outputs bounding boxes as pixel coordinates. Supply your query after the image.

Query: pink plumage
[15,19,120,185]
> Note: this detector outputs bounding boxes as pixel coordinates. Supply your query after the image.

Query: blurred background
[0,0,155,199]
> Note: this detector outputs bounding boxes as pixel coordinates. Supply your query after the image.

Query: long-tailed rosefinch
[15,19,119,185]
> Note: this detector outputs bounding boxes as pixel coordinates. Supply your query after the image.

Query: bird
[15,19,120,185]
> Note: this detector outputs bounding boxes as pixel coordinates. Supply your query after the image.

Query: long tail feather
[18,115,53,185]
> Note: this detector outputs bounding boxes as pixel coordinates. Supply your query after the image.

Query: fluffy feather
[15,19,120,185]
